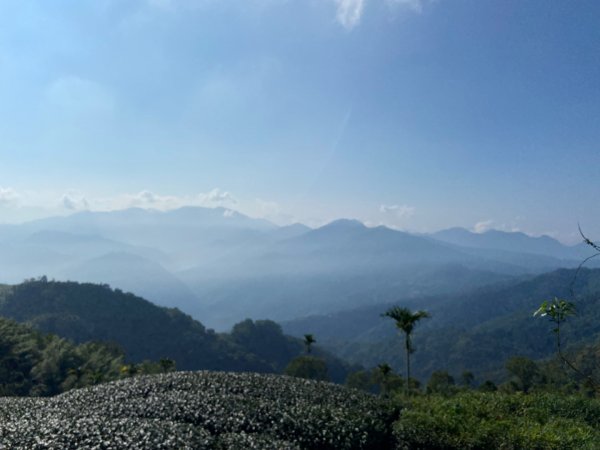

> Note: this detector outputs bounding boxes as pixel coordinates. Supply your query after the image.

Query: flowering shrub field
[0,371,395,449]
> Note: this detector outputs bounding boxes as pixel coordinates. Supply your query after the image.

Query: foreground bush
[0,371,396,449]
[393,391,600,449]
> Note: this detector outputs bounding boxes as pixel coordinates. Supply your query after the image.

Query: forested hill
[0,316,125,397]
[0,279,353,381]
[284,268,600,382]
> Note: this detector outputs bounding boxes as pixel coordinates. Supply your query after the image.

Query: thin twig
[562,224,600,390]
[569,253,600,301]
[568,224,600,301]
[579,223,600,252]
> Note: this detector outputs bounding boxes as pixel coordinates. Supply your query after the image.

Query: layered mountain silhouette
[432,227,590,260]
[0,207,594,329]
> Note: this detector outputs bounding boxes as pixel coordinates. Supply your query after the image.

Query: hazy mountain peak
[281,223,311,232]
[438,226,471,235]
[321,219,365,230]
[271,223,311,239]
[431,226,586,260]
[483,229,557,244]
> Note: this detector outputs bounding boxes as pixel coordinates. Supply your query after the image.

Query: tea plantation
[0,371,396,449]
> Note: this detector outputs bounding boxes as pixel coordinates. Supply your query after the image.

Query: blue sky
[0,0,599,243]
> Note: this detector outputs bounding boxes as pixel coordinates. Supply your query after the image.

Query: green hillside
[285,268,600,383]
[0,315,124,396]
[0,278,354,382]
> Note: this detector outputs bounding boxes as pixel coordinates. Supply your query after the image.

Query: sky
[0,0,599,243]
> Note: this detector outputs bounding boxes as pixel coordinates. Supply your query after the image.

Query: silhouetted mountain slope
[25,230,169,264]
[61,252,198,308]
[179,220,519,328]
[184,264,512,330]
[0,242,69,283]
[281,220,467,263]
[0,207,276,267]
[23,206,275,245]
[269,223,311,240]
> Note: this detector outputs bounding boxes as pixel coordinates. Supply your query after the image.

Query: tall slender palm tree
[303,334,316,354]
[382,306,430,394]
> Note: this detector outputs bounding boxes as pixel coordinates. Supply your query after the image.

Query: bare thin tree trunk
[405,334,411,395]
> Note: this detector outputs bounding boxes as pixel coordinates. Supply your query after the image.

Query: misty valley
[0,207,599,448]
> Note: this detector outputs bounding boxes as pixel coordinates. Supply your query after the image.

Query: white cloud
[137,0,427,32]
[127,191,175,209]
[0,187,19,206]
[237,198,297,225]
[380,203,415,219]
[61,193,89,211]
[62,196,76,210]
[473,219,526,234]
[124,190,176,209]
[0,187,243,223]
[89,188,238,212]
[136,190,158,204]
[473,219,493,233]
[200,188,237,205]
[331,0,431,29]
[333,0,365,29]
[377,203,415,231]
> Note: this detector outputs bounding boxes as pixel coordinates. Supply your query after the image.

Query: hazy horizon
[1,0,599,244]
[0,203,588,246]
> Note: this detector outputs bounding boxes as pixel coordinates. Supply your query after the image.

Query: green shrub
[393,392,600,449]
[0,371,397,449]
[284,355,329,381]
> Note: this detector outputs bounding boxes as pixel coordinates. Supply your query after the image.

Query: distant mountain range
[431,227,591,260]
[0,207,596,329]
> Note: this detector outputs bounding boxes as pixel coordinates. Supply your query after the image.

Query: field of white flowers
[0,371,395,449]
